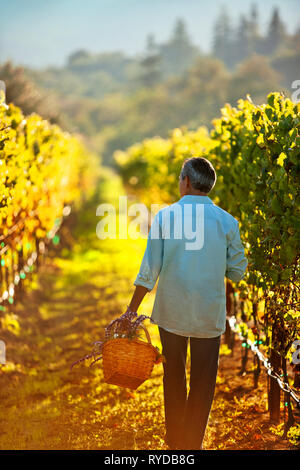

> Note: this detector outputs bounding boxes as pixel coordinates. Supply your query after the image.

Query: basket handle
[138,322,166,364]
[139,323,152,345]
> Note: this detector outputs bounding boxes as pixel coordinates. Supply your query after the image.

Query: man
[126,157,247,450]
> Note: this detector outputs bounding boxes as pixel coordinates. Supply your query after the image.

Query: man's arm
[128,285,149,312]
[127,212,164,312]
[226,221,248,283]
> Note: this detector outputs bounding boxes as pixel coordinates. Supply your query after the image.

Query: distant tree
[229,54,282,104]
[271,25,300,88]
[172,18,190,43]
[248,3,264,55]
[66,49,135,87]
[212,7,235,68]
[170,56,230,126]
[228,4,262,68]
[234,14,251,65]
[271,52,300,89]
[67,49,92,68]
[211,4,292,69]
[265,7,286,55]
[138,33,162,88]
[159,18,201,77]
[0,61,60,123]
[249,3,259,41]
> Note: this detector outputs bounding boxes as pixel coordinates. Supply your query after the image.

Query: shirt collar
[179,195,214,204]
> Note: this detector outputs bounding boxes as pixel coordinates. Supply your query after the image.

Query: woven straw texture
[102,336,159,390]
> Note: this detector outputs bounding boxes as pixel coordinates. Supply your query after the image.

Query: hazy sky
[0,0,299,69]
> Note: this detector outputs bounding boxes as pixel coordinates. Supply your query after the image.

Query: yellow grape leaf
[277,152,287,166]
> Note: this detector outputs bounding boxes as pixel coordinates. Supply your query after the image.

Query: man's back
[134,194,247,338]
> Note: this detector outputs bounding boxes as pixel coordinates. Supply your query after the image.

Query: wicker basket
[102,324,162,390]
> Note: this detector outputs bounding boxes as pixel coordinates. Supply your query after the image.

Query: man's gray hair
[180,157,216,194]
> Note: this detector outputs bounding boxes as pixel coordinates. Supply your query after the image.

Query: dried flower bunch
[105,308,151,341]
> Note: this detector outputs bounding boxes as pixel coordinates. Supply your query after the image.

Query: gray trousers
[158,326,221,450]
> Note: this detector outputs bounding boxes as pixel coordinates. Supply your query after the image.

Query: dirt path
[0,172,297,450]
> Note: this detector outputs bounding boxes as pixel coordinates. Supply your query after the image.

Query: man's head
[179,157,216,197]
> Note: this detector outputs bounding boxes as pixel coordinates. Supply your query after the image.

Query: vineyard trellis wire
[0,207,71,307]
[226,315,300,408]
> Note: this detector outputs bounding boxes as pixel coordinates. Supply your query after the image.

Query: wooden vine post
[268,324,281,423]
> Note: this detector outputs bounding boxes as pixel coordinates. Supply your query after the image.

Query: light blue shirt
[134,195,247,338]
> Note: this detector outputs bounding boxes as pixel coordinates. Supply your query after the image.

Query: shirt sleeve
[225,221,248,283]
[134,212,164,291]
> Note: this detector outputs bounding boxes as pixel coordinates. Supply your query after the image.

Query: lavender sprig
[70,340,104,370]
